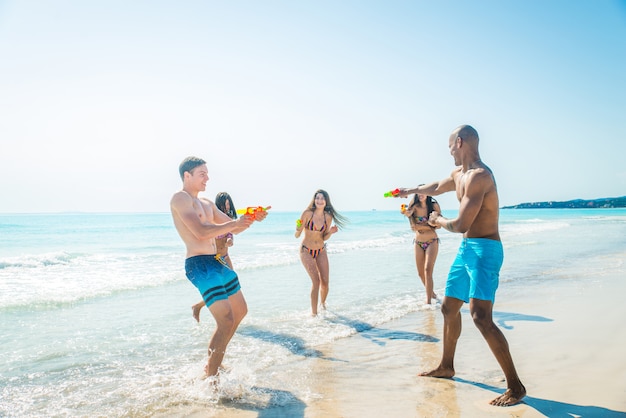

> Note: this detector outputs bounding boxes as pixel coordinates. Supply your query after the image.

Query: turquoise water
[1,209,625,416]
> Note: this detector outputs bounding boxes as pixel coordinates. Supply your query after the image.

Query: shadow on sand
[454,377,626,417]
[327,313,439,347]
[237,325,344,361]
[220,386,307,418]
[459,307,553,330]
[229,314,440,417]
[492,310,553,330]
[225,328,329,417]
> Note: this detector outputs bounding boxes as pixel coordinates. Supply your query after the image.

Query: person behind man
[403,190,441,306]
[397,125,526,407]
[170,156,268,379]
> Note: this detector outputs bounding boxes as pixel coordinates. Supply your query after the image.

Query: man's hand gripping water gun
[236,206,271,221]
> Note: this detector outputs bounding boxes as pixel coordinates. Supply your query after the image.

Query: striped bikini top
[305,214,327,232]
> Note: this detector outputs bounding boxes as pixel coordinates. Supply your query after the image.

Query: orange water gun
[401,204,407,213]
[384,188,400,198]
[236,206,270,220]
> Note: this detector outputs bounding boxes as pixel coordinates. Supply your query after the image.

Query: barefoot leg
[424,239,439,305]
[418,366,455,378]
[317,251,330,309]
[470,299,526,407]
[204,299,234,377]
[419,297,464,377]
[489,384,526,406]
[300,249,321,316]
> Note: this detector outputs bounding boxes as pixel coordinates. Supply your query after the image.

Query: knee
[216,311,235,332]
[239,304,248,321]
[471,308,492,331]
[441,296,463,316]
[233,298,248,324]
[440,301,454,317]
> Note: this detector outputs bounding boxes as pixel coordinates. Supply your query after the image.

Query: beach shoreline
[3,211,625,417]
[160,250,626,417]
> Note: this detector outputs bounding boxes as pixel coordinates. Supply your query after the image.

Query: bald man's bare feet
[490,384,526,406]
[418,366,455,378]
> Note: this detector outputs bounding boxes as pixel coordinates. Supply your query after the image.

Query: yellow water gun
[236,206,270,220]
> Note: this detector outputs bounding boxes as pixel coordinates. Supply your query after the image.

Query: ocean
[1,208,625,417]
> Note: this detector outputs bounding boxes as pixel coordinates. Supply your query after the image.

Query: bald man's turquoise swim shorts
[185,255,241,308]
[445,238,503,303]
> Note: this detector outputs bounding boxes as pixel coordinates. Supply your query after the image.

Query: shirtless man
[397,125,526,407]
[170,156,268,378]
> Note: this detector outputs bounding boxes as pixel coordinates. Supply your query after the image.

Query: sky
[1,0,625,213]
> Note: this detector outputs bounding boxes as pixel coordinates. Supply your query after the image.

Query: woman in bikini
[295,189,347,316]
[404,190,441,305]
[192,192,238,322]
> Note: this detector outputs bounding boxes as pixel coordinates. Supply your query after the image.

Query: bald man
[398,125,526,407]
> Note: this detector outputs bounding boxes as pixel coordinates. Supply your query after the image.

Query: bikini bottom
[301,244,326,259]
[414,238,439,251]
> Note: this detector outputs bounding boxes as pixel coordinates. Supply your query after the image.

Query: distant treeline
[502,196,626,209]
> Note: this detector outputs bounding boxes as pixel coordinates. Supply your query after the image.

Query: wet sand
[160,254,626,417]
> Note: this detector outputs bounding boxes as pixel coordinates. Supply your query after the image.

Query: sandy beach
[3,211,625,417]
[158,250,626,418]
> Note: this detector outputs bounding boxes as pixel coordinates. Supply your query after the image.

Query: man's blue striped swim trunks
[185,255,241,308]
[445,238,503,303]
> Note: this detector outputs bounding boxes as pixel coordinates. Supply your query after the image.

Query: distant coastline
[502,196,626,209]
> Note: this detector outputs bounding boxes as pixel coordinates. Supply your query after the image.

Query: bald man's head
[454,125,479,146]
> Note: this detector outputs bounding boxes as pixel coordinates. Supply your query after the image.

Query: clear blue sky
[1,0,625,213]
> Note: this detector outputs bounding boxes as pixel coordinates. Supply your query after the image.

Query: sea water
[1,209,625,417]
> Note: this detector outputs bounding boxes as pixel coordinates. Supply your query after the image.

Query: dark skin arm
[429,167,497,238]
[397,175,456,199]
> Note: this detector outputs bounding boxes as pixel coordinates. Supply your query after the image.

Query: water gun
[296,219,303,228]
[236,206,270,220]
[384,188,400,198]
[401,204,407,213]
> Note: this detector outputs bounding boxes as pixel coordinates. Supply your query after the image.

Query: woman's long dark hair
[306,189,348,229]
[410,193,437,215]
[409,184,438,220]
[215,192,237,219]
